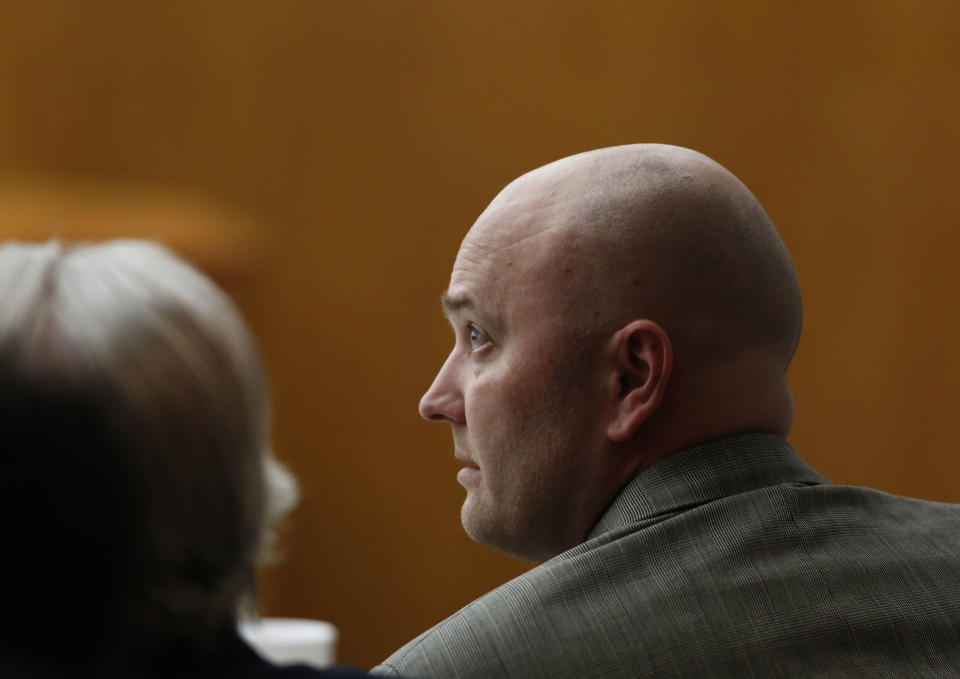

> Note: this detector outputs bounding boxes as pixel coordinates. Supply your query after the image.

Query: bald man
[373,145,960,677]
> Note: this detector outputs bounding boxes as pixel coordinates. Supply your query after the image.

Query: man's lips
[457,464,480,485]
[455,452,480,485]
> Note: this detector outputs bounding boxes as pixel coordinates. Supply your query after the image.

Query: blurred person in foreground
[374,144,960,677]
[0,240,376,678]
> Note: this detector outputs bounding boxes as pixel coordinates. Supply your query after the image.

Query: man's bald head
[423,144,802,558]
[483,144,802,373]
[456,144,801,459]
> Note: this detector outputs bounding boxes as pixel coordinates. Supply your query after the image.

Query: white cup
[239,617,338,668]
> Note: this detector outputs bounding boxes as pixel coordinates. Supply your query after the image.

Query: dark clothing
[2,631,379,679]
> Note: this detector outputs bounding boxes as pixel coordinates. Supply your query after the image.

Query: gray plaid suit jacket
[373,432,960,678]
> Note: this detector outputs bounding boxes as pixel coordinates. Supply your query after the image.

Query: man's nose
[418,353,465,423]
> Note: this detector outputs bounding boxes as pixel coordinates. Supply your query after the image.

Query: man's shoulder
[372,502,734,678]
[371,555,591,678]
[375,466,960,678]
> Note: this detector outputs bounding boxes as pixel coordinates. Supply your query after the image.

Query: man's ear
[606,319,673,443]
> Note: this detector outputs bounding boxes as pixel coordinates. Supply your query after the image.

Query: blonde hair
[0,239,296,666]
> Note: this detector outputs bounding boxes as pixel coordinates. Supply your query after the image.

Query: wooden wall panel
[1,0,958,667]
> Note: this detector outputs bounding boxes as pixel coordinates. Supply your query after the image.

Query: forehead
[443,175,602,338]
[451,168,586,287]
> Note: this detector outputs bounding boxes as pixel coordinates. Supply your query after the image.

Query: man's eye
[468,326,488,351]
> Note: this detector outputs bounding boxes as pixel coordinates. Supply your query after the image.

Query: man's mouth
[454,449,480,485]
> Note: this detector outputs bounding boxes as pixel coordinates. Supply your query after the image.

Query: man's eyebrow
[441,292,473,316]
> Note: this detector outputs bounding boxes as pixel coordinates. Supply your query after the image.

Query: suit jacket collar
[588,432,828,539]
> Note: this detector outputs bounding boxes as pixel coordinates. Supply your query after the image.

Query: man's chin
[460,496,490,544]
[460,500,518,556]
[460,499,562,563]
